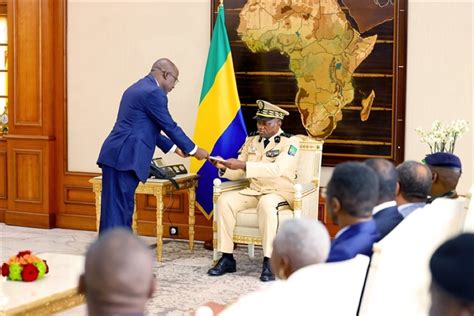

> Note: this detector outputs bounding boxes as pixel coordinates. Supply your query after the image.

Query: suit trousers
[99,165,140,234]
[216,190,287,257]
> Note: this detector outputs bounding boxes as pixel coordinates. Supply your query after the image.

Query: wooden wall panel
[14,149,42,202]
[8,0,54,136]
[0,138,6,222]
[2,0,57,228]
[6,139,55,227]
[135,191,212,241]
[13,1,40,125]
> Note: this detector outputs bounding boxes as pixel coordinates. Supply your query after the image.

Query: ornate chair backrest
[295,135,324,186]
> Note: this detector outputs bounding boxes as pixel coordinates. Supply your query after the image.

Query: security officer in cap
[424,152,462,203]
[207,100,300,282]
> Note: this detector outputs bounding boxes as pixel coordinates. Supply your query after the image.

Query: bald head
[397,160,432,203]
[150,58,178,74]
[271,219,330,279]
[150,58,180,95]
[81,229,154,315]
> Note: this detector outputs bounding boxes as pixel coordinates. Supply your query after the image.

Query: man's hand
[222,158,246,170]
[193,147,209,160]
[174,148,187,158]
[208,156,226,170]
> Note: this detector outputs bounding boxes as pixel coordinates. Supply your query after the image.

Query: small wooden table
[89,174,198,261]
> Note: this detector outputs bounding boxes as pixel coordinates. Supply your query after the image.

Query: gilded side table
[89,174,198,261]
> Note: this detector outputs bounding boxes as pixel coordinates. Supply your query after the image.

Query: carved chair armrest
[212,178,249,229]
[298,183,318,197]
[293,183,319,219]
[213,178,249,201]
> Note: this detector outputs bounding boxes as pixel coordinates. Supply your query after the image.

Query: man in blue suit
[326,162,380,262]
[365,158,404,240]
[396,160,431,218]
[97,58,209,234]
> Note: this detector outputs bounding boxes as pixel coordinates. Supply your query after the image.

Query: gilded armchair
[212,135,323,260]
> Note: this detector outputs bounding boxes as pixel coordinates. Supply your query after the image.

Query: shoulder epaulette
[280,132,293,138]
[248,131,259,137]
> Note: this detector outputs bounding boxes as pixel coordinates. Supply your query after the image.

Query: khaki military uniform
[216,129,300,257]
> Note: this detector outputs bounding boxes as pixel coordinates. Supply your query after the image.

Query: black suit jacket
[373,205,404,241]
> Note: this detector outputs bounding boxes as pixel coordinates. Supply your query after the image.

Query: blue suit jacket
[97,75,195,182]
[373,205,404,241]
[327,220,380,263]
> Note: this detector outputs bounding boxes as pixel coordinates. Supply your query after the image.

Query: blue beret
[430,233,474,302]
[424,152,462,169]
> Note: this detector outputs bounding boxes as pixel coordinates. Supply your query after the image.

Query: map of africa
[212,0,406,164]
[237,0,377,138]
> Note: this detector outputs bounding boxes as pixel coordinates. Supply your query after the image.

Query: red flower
[17,250,31,258]
[1,263,9,277]
[21,264,39,282]
[43,260,49,274]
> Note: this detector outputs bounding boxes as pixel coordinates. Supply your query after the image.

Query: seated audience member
[208,100,300,282]
[270,218,330,280]
[197,218,330,315]
[396,160,432,217]
[326,162,380,262]
[78,229,155,316]
[424,152,462,202]
[429,233,474,316]
[365,158,403,240]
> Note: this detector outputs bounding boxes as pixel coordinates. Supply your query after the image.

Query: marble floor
[1,224,263,315]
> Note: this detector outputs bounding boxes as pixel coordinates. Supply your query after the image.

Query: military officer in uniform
[424,152,462,203]
[207,100,300,282]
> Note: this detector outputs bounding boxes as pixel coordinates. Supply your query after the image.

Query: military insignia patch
[266,149,280,158]
[288,145,297,156]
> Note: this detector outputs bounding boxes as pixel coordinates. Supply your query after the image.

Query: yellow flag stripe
[190,54,240,173]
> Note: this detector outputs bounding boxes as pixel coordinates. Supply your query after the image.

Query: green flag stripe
[199,5,231,104]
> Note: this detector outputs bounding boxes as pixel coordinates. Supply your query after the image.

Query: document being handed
[209,156,227,163]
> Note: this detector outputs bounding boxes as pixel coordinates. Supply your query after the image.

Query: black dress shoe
[207,256,237,276]
[260,260,275,282]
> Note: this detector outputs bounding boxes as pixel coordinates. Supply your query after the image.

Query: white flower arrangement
[415,120,469,154]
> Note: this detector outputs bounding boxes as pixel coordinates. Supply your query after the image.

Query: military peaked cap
[253,100,289,121]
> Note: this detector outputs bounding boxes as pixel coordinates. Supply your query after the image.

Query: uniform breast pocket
[264,149,280,162]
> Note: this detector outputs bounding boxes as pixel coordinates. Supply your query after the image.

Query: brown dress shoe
[204,239,213,251]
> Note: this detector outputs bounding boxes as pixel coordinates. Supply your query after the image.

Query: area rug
[0,225,265,315]
[147,240,264,315]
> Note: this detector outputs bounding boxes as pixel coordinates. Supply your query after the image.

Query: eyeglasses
[165,71,179,83]
[155,68,179,84]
